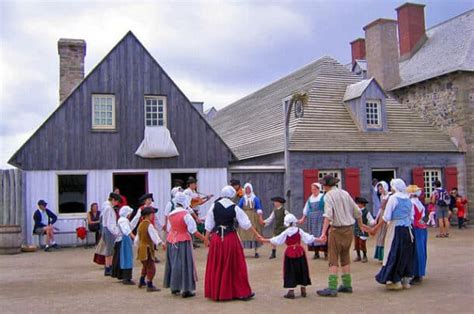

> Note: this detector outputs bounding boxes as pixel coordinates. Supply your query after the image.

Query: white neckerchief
[243,183,256,207]
[285,226,299,236]
[168,206,187,217]
[309,193,323,203]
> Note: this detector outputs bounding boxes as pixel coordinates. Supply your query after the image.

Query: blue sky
[0,0,472,168]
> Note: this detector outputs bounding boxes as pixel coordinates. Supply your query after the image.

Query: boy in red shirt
[456,196,468,229]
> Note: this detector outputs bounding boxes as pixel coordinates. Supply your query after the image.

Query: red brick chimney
[350,38,366,66]
[58,39,86,103]
[396,3,426,58]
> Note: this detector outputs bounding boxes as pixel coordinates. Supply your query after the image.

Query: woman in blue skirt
[372,179,415,290]
[298,183,327,259]
[407,185,427,284]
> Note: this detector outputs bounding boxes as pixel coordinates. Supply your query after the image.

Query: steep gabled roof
[394,9,474,89]
[211,57,459,160]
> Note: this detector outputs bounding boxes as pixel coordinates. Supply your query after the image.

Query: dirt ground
[1,227,473,314]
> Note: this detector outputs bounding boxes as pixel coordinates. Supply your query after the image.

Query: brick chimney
[396,3,426,59]
[58,39,86,103]
[350,38,366,66]
[363,19,401,90]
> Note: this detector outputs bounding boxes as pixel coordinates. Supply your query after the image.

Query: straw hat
[406,185,422,194]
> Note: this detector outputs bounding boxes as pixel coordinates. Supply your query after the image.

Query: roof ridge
[216,56,337,115]
[426,8,474,32]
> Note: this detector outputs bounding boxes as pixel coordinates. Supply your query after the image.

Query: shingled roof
[211,56,459,160]
[394,9,474,90]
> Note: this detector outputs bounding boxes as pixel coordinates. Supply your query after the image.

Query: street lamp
[283,92,306,210]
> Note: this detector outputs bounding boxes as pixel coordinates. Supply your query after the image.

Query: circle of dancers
[93,175,429,300]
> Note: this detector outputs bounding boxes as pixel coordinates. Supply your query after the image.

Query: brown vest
[137,219,155,261]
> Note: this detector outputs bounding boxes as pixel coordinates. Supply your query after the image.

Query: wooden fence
[0,169,24,227]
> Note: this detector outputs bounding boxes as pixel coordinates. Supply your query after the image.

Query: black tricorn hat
[141,206,155,216]
[271,196,286,204]
[187,176,197,185]
[109,193,122,202]
[173,178,184,187]
[230,179,241,186]
[319,175,340,187]
[139,193,154,204]
[354,197,369,205]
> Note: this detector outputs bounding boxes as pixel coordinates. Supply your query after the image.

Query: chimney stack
[58,39,86,103]
[364,18,401,90]
[350,38,366,66]
[396,3,426,59]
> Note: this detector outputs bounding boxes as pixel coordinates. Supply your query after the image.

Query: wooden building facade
[9,32,233,245]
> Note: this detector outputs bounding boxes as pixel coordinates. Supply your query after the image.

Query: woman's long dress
[305,196,326,252]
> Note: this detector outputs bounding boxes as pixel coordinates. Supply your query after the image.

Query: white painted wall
[24,168,227,245]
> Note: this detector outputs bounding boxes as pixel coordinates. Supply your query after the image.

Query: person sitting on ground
[33,200,59,252]
[87,202,101,245]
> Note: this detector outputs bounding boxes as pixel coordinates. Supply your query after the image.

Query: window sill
[91,129,118,133]
[58,213,87,219]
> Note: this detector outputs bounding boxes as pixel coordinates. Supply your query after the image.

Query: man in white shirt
[101,192,122,276]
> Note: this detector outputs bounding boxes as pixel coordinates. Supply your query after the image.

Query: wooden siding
[229,171,284,236]
[9,32,233,170]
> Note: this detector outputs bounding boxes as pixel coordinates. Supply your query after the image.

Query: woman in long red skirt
[204,185,261,301]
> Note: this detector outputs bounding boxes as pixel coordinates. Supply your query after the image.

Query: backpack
[435,188,450,206]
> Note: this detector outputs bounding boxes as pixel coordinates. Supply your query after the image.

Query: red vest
[413,205,427,229]
[284,232,305,258]
[167,210,192,244]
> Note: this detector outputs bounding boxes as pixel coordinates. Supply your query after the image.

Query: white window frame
[365,99,382,129]
[56,173,88,217]
[318,170,342,189]
[423,169,442,199]
[144,96,167,127]
[92,94,116,130]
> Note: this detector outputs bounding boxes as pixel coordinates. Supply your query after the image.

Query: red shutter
[303,169,319,200]
[412,167,425,201]
[445,167,458,192]
[344,168,360,198]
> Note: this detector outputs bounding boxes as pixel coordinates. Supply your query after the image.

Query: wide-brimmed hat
[230,179,241,186]
[354,197,369,205]
[406,185,422,194]
[271,196,286,204]
[139,193,154,204]
[173,178,184,187]
[187,177,197,185]
[108,193,122,202]
[319,175,340,187]
[141,207,155,216]
[37,200,47,206]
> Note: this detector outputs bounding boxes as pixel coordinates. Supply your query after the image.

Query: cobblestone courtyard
[1,228,473,314]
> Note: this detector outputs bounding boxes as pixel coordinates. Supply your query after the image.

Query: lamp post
[283,96,304,211]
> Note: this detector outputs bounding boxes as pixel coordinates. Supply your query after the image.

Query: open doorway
[113,173,148,209]
[372,169,396,189]
[171,172,197,190]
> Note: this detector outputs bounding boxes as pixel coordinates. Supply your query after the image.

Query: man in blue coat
[33,200,59,251]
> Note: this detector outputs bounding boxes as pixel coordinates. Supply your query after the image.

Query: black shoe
[317,288,338,297]
[313,253,320,260]
[182,291,196,298]
[269,252,276,259]
[104,269,112,277]
[147,285,161,292]
[254,252,260,258]
[44,246,51,252]
[236,292,255,301]
[138,280,146,288]
[51,243,60,249]
[283,292,295,299]
[337,285,353,293]
[122,279,136,285]
[171,290,180,295]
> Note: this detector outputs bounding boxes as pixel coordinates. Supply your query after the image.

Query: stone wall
[393,72,474,209]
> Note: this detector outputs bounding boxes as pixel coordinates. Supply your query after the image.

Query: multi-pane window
[145,96,166,127]
[58,175,87,214]
[92,95,115,129]
[318,170,342,189]
[423,169,442,198]
[366,100,381,128]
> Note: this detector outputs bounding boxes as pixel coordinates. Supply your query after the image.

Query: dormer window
[366,99,381,128]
